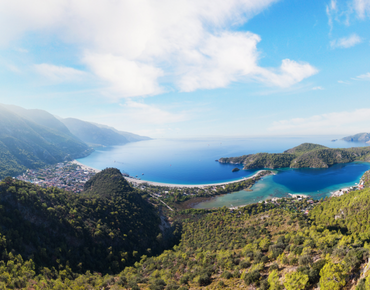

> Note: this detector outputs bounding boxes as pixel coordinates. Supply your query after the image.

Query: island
[218,143,370,169]
[342,132,370,143]
[231,167,240,172]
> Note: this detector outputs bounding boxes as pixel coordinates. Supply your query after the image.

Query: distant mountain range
[0,104,151,178]
[60,118,150,146]
[342,132,370,143]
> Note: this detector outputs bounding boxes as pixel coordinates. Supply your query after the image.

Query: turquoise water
[76,136,370,207]
[194,162,370,209]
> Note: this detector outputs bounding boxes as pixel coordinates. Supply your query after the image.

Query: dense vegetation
[0,167,370,288]
[0,168,176,277]
[219,143,370,169]
[0,105,91,179]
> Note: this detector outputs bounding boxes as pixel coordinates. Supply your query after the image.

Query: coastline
[125,170,267,189]
[71,160,101,173]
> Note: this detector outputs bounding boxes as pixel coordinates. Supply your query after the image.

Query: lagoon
[76,136,370,207]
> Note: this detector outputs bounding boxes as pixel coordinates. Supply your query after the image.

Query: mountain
[60,118,150,146]
[92,122,151,142]
[0,105,91,179]
[342,132,370,143]
[2,104,73,136]
[219,142,370,169]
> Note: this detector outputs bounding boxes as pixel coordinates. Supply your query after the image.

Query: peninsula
[219,143,370,169]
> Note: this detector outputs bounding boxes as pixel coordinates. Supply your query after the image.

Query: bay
[76,135,370,207]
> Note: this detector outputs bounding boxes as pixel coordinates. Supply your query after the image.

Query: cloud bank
[269,108,370,134]
[0,0,317,98]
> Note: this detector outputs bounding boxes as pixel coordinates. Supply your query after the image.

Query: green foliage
[319,261,347,290]
[310,187,370,234]
[284,271,309,290]
[268,269,281,290]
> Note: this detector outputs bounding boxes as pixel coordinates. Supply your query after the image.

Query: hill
[1,169,370,288]
[342,132,370,143]
[0,168,167,276]
[0,105,91,179]
[2,190,370,289]
[61,118,150,146]
[219,143,370,169]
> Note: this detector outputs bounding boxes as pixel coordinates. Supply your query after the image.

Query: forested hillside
[0,105,91,179]
[0,168,370,288]
[0,169,170,276]
[219,143,370,169]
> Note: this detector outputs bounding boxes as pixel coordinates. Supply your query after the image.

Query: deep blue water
[76,136,370,207]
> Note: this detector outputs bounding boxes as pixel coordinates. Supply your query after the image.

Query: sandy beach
[125,170,267,189]
[71,160,101,173]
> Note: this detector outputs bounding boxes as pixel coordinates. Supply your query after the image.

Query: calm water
[77,136,370,207]
[194,162,370,208]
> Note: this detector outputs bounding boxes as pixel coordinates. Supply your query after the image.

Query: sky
[0,0,370,138]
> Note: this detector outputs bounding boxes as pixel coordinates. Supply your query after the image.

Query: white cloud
[353,0,370,18]
[269,108,370,134]
[0,0,318,98]
[354,72,370,80]
[338,80,351,84]
[34,63,86,82]
[255,59,318,88]
[330,34,362,48]
[177,32,261,92]
[312,86,324,90]
[83,53,164,97]
[326,0,337,32]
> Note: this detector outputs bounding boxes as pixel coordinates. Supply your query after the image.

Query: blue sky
[0,0,370,138]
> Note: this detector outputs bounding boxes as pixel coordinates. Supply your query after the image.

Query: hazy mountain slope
[2,104,72,136]
[0,105,91,178]
[92,122,151,142]
[342,132,370,143]
[219,143,370,169]
[61,118,133,146]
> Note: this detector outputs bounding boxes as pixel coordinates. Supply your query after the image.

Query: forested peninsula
[218,143,370,169]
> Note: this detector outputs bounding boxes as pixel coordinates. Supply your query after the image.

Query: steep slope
[61,118,132,146]
[219,143,370,169]
[0,105,91,178]
[0,169,162,273]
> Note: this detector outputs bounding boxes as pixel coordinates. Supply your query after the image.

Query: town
[16,161,98,193]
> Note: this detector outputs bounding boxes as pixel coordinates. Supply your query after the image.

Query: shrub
[244,270,260,285]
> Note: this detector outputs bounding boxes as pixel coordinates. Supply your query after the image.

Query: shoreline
[125,170,267,189]
[71,160,101,173]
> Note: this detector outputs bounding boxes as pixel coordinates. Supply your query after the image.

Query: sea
[76,135,370,208]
